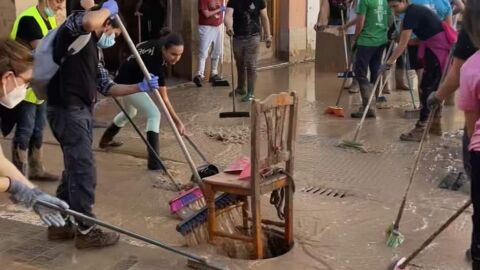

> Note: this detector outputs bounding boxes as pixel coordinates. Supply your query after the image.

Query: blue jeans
[13,101,47,150]
[47,106,96,229]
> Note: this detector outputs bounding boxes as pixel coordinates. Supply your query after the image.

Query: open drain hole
[301,186,347,198]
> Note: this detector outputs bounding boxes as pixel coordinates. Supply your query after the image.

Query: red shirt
[198,0,223,26]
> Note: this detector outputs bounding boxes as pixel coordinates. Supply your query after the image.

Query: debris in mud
[204,126,250,144]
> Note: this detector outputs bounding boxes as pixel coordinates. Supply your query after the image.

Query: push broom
[219,36,250,118]
[36,200,227,270]
[324,10,350,118]
[389,199,471,270]
[386,49,454,248]
[336,41,395,152]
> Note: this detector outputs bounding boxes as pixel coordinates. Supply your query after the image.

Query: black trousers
[419,48,442,123]
[353,45,386,106]
[471,151,480,269]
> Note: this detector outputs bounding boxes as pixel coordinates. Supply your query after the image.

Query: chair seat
[203,172,288,195]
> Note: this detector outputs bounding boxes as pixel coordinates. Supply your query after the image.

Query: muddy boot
[147,131,164,171]
[400,122,425,142]
[75,227,120,249]
[28,145,60,181]
[99,124,123,149]
[48,220,76,240]
[430,117,443,136]
[229,88,246,97]
[11,144,28,176]
[350,106,376,119]
[241,89,255,102]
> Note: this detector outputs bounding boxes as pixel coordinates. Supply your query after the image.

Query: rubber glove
[102,0,119,16]
[427,91,442,110]
[7,179,69,227]
[138,74,159,92]
[219,5,226,12]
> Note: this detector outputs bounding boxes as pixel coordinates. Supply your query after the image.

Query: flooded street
[0,62,471,270]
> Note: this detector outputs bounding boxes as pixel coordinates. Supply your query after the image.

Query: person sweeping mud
[384,0,456,141]
[0,39,69,228]
[455,0,480,267]
[46,0,159,248]
[99,29,186,171]
[349,0,390,118]
[224,0,272,102]
[9,0,65,182]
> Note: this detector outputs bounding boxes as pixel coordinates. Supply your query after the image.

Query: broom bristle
[336,140,368,153]
[386,229,404,248]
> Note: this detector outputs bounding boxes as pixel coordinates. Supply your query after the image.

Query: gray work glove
[427,91,442,110]
[7,179,69,227]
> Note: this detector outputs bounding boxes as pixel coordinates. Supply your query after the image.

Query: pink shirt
[458,51,480,151]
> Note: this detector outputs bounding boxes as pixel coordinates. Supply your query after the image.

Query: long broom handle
[400,200,472,268]
[230,35,237,112]
[36,200,226,270]
[341,11,349,70]
[333,10,352,107]
[184,134,210,164]
[112,97,181,191]
[404,48,417,109]
[114,15,203,184]
[352,42,395,142]
[393,48,455,229]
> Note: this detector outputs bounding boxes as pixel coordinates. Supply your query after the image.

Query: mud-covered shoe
[193,75,203,87]
[351,107,376,118]
[400,126,424,142]
[75,227,120,249]
[209,74,222,83]
[229,88,246,97]
[48,222,76,240]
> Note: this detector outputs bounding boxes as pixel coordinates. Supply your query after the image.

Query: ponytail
[158,28,184,49]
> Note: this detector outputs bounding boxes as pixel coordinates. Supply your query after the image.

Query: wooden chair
[203,91,298,259]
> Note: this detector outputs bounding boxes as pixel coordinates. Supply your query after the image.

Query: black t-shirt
[453,29,478,60]
[115,40,167,86]
[402,4,443,41]
[227,0,266,37]
[16,15,52,46]
[47,12,99,107]
[329,0,347,25]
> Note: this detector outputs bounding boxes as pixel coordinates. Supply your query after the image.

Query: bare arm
[0,147,34,190]
[224,7,234,32]
[201,8,222,18]
[260,8,271,38]
[465,110,480,138]
[317,0,330,26]
[451,0,465,15]
[387,29,412,64]
[82,7,113,32]
[353,15,365,42]
[435,57,465,100]
[158,87,181,125]
[80,0,95,10]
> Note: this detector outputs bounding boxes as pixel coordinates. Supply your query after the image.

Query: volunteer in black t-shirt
[46,0,160,249]
[225,0,272,102]
[384,1,456,142]
[99,30,186,171]
[10,0,64,182]
[314,0,348,31]
[0,39,68,229]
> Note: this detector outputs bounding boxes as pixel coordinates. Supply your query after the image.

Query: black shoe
[75,227,119,249]
[229,88,247,97]
[48,222,76,240]
[147,131,164,171]
[193,75,203,87]
[376,96,387,103]
[99,124,123,149]
[209,74,222,83]
[351,109,376,118]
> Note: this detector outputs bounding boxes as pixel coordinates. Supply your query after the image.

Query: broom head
[169,186,204,215]
[324,106,345,117]
[336,139,368,153]
[386,228,405,248]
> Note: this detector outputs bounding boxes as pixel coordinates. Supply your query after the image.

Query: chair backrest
[250,91,298,189]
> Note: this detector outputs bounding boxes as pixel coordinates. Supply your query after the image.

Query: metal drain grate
[300,186,348,198]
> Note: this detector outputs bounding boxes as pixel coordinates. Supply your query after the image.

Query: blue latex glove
[102,0,119,16]
[219,5,226,12]
[8,179,69,227]
[138,74,159,92]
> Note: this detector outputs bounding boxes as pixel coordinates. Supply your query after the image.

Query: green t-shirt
[356,0,390,47]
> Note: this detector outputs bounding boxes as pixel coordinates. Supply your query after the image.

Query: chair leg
[285,185,294,247]
[204,184,217,244]
[242,196,249,230]
[252,198,264,259]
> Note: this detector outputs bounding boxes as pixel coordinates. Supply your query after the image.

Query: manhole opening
[301,186,347,198]
[215,227,293,260]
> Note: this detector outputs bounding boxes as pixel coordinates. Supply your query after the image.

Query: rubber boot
[28,145,60,181]
[11,144,28,176]
[241,88,255,102]
[146,131,163,171]
[99,124,123,149]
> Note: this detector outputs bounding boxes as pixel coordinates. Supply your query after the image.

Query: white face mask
[0,76,28,109]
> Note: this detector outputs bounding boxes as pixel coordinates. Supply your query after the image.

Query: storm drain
[300,186,348,198]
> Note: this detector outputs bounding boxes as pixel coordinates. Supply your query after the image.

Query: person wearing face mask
[46,0,160,249]
[99,29,186,171]
[0,38,69,229]
[9,0,65,182]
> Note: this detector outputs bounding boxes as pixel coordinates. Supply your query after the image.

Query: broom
[336,42,395,152]
[324,10,350,118]
[389,200,471,270]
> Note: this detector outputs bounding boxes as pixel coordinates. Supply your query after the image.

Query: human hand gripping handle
[7,178,69,227]
[102,0,119,16]
[138,74,159,92]
[427,91,442,110]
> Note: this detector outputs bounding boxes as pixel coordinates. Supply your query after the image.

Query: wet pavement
[0,62,472,269]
